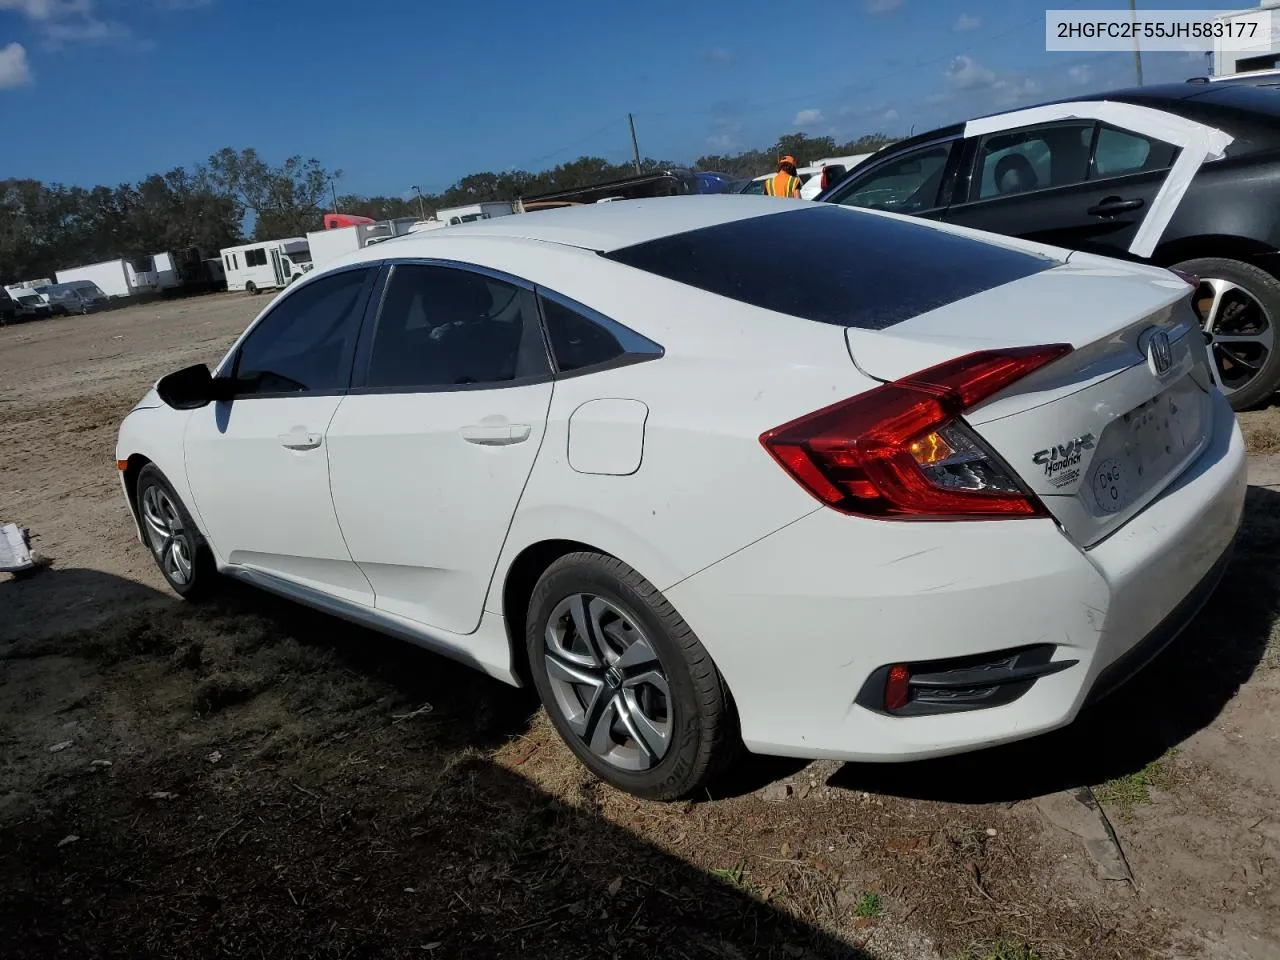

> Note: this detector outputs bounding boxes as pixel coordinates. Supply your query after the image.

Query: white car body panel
[964,100,1234,258]
[183,396,375,606]
[326,381,554,635]
[114,197,1246,766]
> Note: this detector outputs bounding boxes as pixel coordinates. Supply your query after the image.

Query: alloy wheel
[140,484,194,586]
[1194,277,1275,398]
[543,594,672,772]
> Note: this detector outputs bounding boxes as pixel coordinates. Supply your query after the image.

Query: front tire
[1175,257,1280,410]
[245,281,259,296]
[135,464,216,599]
[526,552,737,800]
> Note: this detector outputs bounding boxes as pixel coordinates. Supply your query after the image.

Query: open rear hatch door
[844,258,1218,547]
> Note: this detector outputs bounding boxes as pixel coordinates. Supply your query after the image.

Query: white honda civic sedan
[116,197,1246,799]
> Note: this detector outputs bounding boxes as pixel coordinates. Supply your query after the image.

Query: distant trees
[0,129,895,284]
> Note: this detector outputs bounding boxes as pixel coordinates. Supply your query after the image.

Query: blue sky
[0,0,1226,197]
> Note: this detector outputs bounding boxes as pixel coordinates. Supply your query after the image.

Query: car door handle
[1087,196,1145,217]
[278,430,322,450]
[460,423,531,446]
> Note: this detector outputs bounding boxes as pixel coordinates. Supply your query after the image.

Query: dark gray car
[37,282,109,315]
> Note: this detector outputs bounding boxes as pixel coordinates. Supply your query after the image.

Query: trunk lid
[844,258,1218,547]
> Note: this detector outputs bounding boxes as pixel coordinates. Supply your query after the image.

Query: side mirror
[156,363,222,409]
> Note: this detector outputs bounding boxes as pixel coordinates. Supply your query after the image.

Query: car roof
[360,195,812,255]
[876,81,1278,153]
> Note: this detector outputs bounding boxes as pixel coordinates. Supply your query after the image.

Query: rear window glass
[603,206,1055,330]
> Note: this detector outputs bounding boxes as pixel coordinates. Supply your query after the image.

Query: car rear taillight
[760,345,1072,520]
[1168,267,1199,289]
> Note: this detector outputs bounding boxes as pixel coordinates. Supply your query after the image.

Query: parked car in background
[118,198,1243,800]
[38,281,109,314]
[0,288,15,326]
[818,82,1280,409]
[10,291,54,321]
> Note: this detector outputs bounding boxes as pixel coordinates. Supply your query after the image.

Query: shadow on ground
[830,484,1280,804]
[1,568,871,959]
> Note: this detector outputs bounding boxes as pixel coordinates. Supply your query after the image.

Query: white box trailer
[306,222,393,270]
[434,202,514,225]
[220,238,313,294]
[150,252,182,290]
[4,278,53,296]
[56,259,157,299]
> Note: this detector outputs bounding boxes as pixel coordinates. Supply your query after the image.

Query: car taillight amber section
[760,345,1072,520]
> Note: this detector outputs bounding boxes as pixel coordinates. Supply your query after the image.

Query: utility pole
[329,177,340,213]
[628,113,642,175]
[412,185,426,221]
[1129,0,1144,86]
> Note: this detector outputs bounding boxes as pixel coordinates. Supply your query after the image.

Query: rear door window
[970,121,1095,201]
[363,264,548,390]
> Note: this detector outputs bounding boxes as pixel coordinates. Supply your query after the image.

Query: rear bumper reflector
[855,644,1079,717]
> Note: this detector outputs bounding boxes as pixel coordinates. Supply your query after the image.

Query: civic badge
[1146,328,1172,377]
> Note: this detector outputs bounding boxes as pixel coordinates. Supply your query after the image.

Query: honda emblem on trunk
[1146,329,1172,376]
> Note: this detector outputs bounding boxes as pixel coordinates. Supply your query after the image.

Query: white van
[220,238,313,294]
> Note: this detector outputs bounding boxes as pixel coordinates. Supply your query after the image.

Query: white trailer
[306,222,394,270]
[4,278,53,297]
[433,202,514,225]
[56,259,157,299]
[150,252,183,290]
[219,238,313,294]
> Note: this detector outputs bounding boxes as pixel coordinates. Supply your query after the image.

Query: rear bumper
[667,390,1246,762]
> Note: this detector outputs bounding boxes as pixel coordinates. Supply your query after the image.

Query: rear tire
[526,552,738,800]
[1175,257,1280,410]
[245,281,259,296]
[135,465,216,600]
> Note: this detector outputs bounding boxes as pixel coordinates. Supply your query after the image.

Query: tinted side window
[970,121,1095,201]
[365,264,547,389]
[1091,124,1178,179]
[830,143,953,213]
[232,268,370,396]
[539,294,662,373]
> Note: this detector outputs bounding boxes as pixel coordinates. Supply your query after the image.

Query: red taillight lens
[760,345,1071,520]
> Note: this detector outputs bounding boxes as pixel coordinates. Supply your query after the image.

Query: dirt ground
[2,295,1278,960]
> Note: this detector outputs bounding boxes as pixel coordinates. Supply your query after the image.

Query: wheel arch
[500,539,604,685]
[1151,234,1280,277]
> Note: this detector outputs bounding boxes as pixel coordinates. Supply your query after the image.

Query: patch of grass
[852,891,882,919]
[1093,749,1181,821]
[709,860,749,890]
[959,939,1042,960]
[193,672,271,713]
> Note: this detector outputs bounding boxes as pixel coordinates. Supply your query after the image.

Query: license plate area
[1085,375,1207,518]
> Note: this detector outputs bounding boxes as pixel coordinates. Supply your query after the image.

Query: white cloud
[946,54,996,89]
[0,0,147,49]
[992,74,1040,103]
[1067,64,1093,86]
[0,0,89,19]
[0,41,32,88]
[883,108,900,122]
[954,13,980,32]
[793,108,825,126]
[863,0,903,12]
[701,47,732,65]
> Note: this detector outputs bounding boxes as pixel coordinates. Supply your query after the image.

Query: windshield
[17,295,41,305]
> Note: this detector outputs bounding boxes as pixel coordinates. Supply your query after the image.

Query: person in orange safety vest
[763,155,803,198]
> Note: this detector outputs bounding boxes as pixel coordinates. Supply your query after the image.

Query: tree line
[0,132,892,285]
